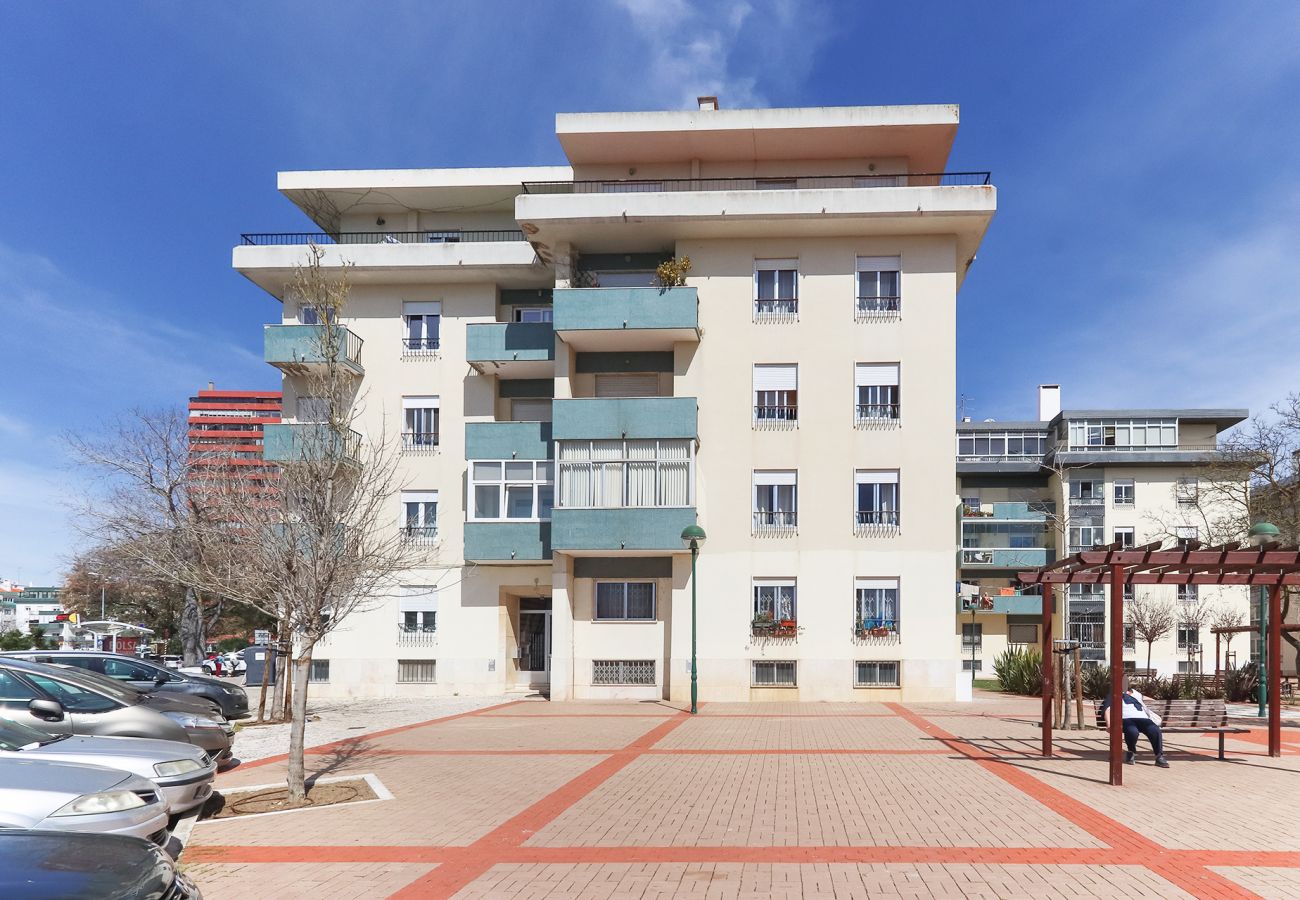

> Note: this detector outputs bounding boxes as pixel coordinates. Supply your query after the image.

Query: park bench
[1090,697,1248,760]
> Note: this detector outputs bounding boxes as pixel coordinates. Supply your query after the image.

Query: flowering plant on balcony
[655,256,692,288]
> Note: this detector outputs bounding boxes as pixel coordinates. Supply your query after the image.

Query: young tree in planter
[1213,605,1246,670]
[185,246,429,803]
[1129,592,1176,673]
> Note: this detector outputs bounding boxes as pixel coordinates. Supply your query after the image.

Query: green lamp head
[1248,521,1281,547]
[680,524,707,548]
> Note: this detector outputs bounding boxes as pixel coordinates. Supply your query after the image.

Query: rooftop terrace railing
[239,230,527,246]
[521,171,992,194]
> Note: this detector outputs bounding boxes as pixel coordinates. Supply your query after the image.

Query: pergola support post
[1041,585,1053,757]
[1269,583,1283,758]
[1109,563,1124,786]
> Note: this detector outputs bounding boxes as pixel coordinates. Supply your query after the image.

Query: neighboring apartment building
[13,586,64,630]
[957,385,1252,677]
[0,591,17,632]
[187,384,282,482]
[236,99,996,702]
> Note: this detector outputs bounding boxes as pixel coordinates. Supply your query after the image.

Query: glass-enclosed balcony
[961,503,1053,569]
[264,325,364,376]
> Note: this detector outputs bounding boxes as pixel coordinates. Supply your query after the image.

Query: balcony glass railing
[240,230,527,245]
[521,172,992,194]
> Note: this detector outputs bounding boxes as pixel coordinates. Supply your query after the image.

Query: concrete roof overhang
[556,105,959,170]
[276,167,573,230]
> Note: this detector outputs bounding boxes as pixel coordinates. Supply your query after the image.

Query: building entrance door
[518,598,551,687]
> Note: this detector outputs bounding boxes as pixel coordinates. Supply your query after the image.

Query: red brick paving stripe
[299,747,955,758]
[886,702,1264,900]
[389,711,693,898]
[230,699,526,771]
[180,843,1300,869]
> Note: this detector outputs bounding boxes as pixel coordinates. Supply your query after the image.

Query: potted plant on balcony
[752,610,775,636]
[774,618,797,638]
[655,255,692,289]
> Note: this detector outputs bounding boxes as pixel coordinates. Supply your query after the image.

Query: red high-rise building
[187,385,282,483]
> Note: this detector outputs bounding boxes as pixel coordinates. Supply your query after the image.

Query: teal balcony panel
[465,422,553,460]
[961,547,1050,568]
[263,423,361,464]
[466,322,554,379]
[990,502,1047,520]
[553,287,698,349]
[958,593,1047,615]
[264,325,364,375]
[551,507,696,552]
[552,397,697,441]
[464,522,551,562]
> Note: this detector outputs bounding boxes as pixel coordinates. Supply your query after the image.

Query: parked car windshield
[0,717,62,751]
[20,671,120,713]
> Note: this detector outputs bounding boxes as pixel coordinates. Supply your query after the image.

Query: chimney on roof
[207,381,214,391]
[1038,384,1061,421]
[697,96,719,111]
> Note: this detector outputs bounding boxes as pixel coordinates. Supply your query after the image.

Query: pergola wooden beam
[1017,540,1297,782]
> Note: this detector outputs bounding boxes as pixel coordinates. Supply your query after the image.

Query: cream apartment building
[957,385,1252,677]
[236,100,996,702]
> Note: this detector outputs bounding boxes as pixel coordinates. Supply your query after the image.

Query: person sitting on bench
[1101,681,1170,768]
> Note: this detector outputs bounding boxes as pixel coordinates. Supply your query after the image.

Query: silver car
[0,717,216,814]
[0,758,171,844]
[0,659,235,766]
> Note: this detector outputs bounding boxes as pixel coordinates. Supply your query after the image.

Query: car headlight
[154,759,203,777]
[163,711,222,729]
[52,790,147,816]
[221,686,243,696]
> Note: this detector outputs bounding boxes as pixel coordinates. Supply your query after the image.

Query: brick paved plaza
[183,696,1300,898]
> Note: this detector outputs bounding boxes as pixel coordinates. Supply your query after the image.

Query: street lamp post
[1248,522,1280,719]
[681,525,707,714]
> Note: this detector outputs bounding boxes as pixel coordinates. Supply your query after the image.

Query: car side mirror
[155,673,168,687]
[29,699,64,722]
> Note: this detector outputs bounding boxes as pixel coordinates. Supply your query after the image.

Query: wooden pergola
[1019,539,1298,785]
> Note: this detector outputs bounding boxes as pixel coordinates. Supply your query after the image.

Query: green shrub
[1081,664,1111,700]
[1225,662,1259,703]
[992,645,1043,695]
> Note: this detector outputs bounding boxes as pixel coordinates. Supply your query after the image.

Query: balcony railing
[753,405,798,426]
[753,510,797,533]
[753,299,798,321]
[396,624,437,647]
[401,526,439,543]
[240,230,527,245]
[402,337,440,354]
[752,617,798,638]
[855,509,900,530]
[855,619,900,639]
[521,172,993,194]
[855,403,900,423]
[856,296,901,320]
[402,432,439,452]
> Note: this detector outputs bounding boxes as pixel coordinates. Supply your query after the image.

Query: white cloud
[615,0,828,109]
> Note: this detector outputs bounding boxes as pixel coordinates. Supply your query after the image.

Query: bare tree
[1129,592,1176,672]
[65,410,230,666]
[1177,590,1216,675]
[1213,605,1246,670]
[179,246,430,803]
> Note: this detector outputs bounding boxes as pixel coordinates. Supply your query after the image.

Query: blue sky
[2,1,1299,584]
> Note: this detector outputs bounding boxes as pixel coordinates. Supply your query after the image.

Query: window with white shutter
[854,363,900,422]
[754,364,797,424]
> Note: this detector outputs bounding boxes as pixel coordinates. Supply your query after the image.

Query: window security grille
[397,660,436,683]
[854,660,900,687]
[752,660,797,686]
[592,660,656,685]
[309,660,330,683]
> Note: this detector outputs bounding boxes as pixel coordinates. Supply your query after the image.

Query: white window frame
[1175,477,1199,505]
[398,586,438,634]
[961,622,983,648]
[1175,525,1199,547]
[751,660,797,687]
[513,307,553,323]
[752,578,797,624]
[854,660,900,688]
[402,396,439,450]
[1114,526,1135,549]
[854,363,901,422]
[1069,480,1103,502]
[1113,479,1135,507]
[593,581,657,622]
[402,301,441,352]
[397,659,437,683]
[753,258,798,319]
[855,577,900,636]
[556,439,694,509]
[753,470,797,531]
[753,364,798,423]
[469,461,553,522]
[854,470,900,530]
[402,491,439,540]
[855,256,901,317]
